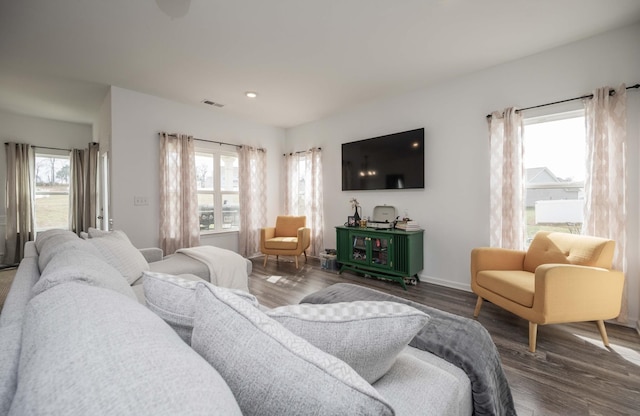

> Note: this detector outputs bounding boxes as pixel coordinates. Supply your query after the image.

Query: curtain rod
[486,83,640,120]
[283,147,322,156]
[4,142,71,152]
[159,133,265,152]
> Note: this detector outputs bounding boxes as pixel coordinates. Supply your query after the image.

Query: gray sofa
[0,229,475,416]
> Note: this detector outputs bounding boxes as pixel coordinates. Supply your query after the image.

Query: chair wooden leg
[596,320,610,347]
[473,296,483,318]
[529,322,538,353]
[294,256,299,269]
[263,255,268,267]
[303,250,307,262]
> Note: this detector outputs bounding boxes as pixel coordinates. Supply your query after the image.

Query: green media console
[335,226,424,290]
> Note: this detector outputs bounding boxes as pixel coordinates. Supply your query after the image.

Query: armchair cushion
[523,231,615,272]
[476,270,534,308]
[263,237,299,250]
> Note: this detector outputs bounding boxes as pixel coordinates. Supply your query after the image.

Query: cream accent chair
[260,216,311,269]
[471,231,624,353]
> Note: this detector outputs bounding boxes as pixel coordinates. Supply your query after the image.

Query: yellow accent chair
[260,216,311,269]
[471,231,624,352]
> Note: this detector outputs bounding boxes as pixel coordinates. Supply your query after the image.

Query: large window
[195,148,239,232]
[34,152,70,231]
[523,110,585,243]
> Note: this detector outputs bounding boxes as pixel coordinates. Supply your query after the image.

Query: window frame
[523,109,586,242]
[195,144,240,235]
[33,150,71,232]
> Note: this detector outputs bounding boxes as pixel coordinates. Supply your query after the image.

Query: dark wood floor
[249,256,640,416]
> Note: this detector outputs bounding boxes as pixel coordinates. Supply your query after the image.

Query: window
[34,152,70,231]
[523,110,585,243]
[195,147,239,232]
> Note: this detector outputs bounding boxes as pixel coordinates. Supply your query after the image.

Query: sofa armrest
[470,247,526,279]
[533,264,625,323]
[139,248,164,263]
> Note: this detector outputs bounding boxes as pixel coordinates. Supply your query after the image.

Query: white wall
[285,23,640,326]
[109,87,285,250]
[0,110,92,262]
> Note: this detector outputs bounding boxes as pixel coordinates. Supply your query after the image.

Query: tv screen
[342,128,424,191]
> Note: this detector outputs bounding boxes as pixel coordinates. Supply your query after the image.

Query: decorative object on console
[367,205,396,229]
[349,198,361,222]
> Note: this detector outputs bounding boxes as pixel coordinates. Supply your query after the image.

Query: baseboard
[418,273,472,292]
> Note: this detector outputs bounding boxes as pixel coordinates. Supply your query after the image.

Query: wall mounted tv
[342,128,424,191]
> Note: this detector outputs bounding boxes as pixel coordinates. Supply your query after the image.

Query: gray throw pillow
[88,230,149,284]
[33,249,137,301]
[268,301,430,383]
[191,283,395,416]
[142,271,258,344]
[10,283,242,416]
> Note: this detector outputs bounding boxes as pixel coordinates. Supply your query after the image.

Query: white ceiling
[1,0,639,128]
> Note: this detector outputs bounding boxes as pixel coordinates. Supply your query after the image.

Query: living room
[1,2,640,414]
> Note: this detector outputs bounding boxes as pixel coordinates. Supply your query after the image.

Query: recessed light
[245,91,258,98]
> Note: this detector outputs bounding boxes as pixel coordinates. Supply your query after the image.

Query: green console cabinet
[335,226,424,289]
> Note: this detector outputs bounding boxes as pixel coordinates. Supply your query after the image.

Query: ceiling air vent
[202,100,224,108]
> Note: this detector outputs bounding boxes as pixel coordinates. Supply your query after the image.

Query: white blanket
[176,246,249,292]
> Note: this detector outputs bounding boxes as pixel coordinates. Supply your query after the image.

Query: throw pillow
[191,283,394,416]
[88,230,149,284]
[87,227,110,238]
[267,301,430,383]
[142,271,258,344]
[33,249,137,301]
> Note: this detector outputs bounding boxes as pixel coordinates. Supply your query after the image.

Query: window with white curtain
[34,151,70,231]
[523,110,585,243]
[195,146,240,232]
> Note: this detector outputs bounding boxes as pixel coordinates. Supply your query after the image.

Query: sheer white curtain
[159,133,200,254]
[70,142,99,235]
[583,84,628,322]
[4,142,35,264]
[238,146,267,257]
[284,148,324,256]
[488,107,525,250]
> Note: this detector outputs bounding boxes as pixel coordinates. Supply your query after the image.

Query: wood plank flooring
[249,256,640,416]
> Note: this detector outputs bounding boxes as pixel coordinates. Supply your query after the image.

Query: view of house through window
[523,111,585,244]
[34,153,70,231]
[195,148,239,232]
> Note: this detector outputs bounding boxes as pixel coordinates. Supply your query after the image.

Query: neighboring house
[525,167,583,208]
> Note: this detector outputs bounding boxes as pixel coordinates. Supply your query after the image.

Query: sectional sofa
[0,228,513,415]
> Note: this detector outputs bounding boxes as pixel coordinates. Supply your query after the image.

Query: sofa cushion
[34,229,78,254]
[191,283,394,416]
[88,230,150,284]
[33,249,137,301]
[10,283,242,416]
[142,271,258,344]
[523,231,615,273]
[268,301,429,383]
[37,234,101,272]
[477,270,535,307]
[373,351,473,416]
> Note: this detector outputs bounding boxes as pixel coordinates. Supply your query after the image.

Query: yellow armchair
[260,216,311,269]
[471,231,624,352]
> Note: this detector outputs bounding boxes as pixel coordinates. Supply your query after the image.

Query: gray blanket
[300,283,516,416]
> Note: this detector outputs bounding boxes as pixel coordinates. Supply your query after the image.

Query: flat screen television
[342,128,424,191]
